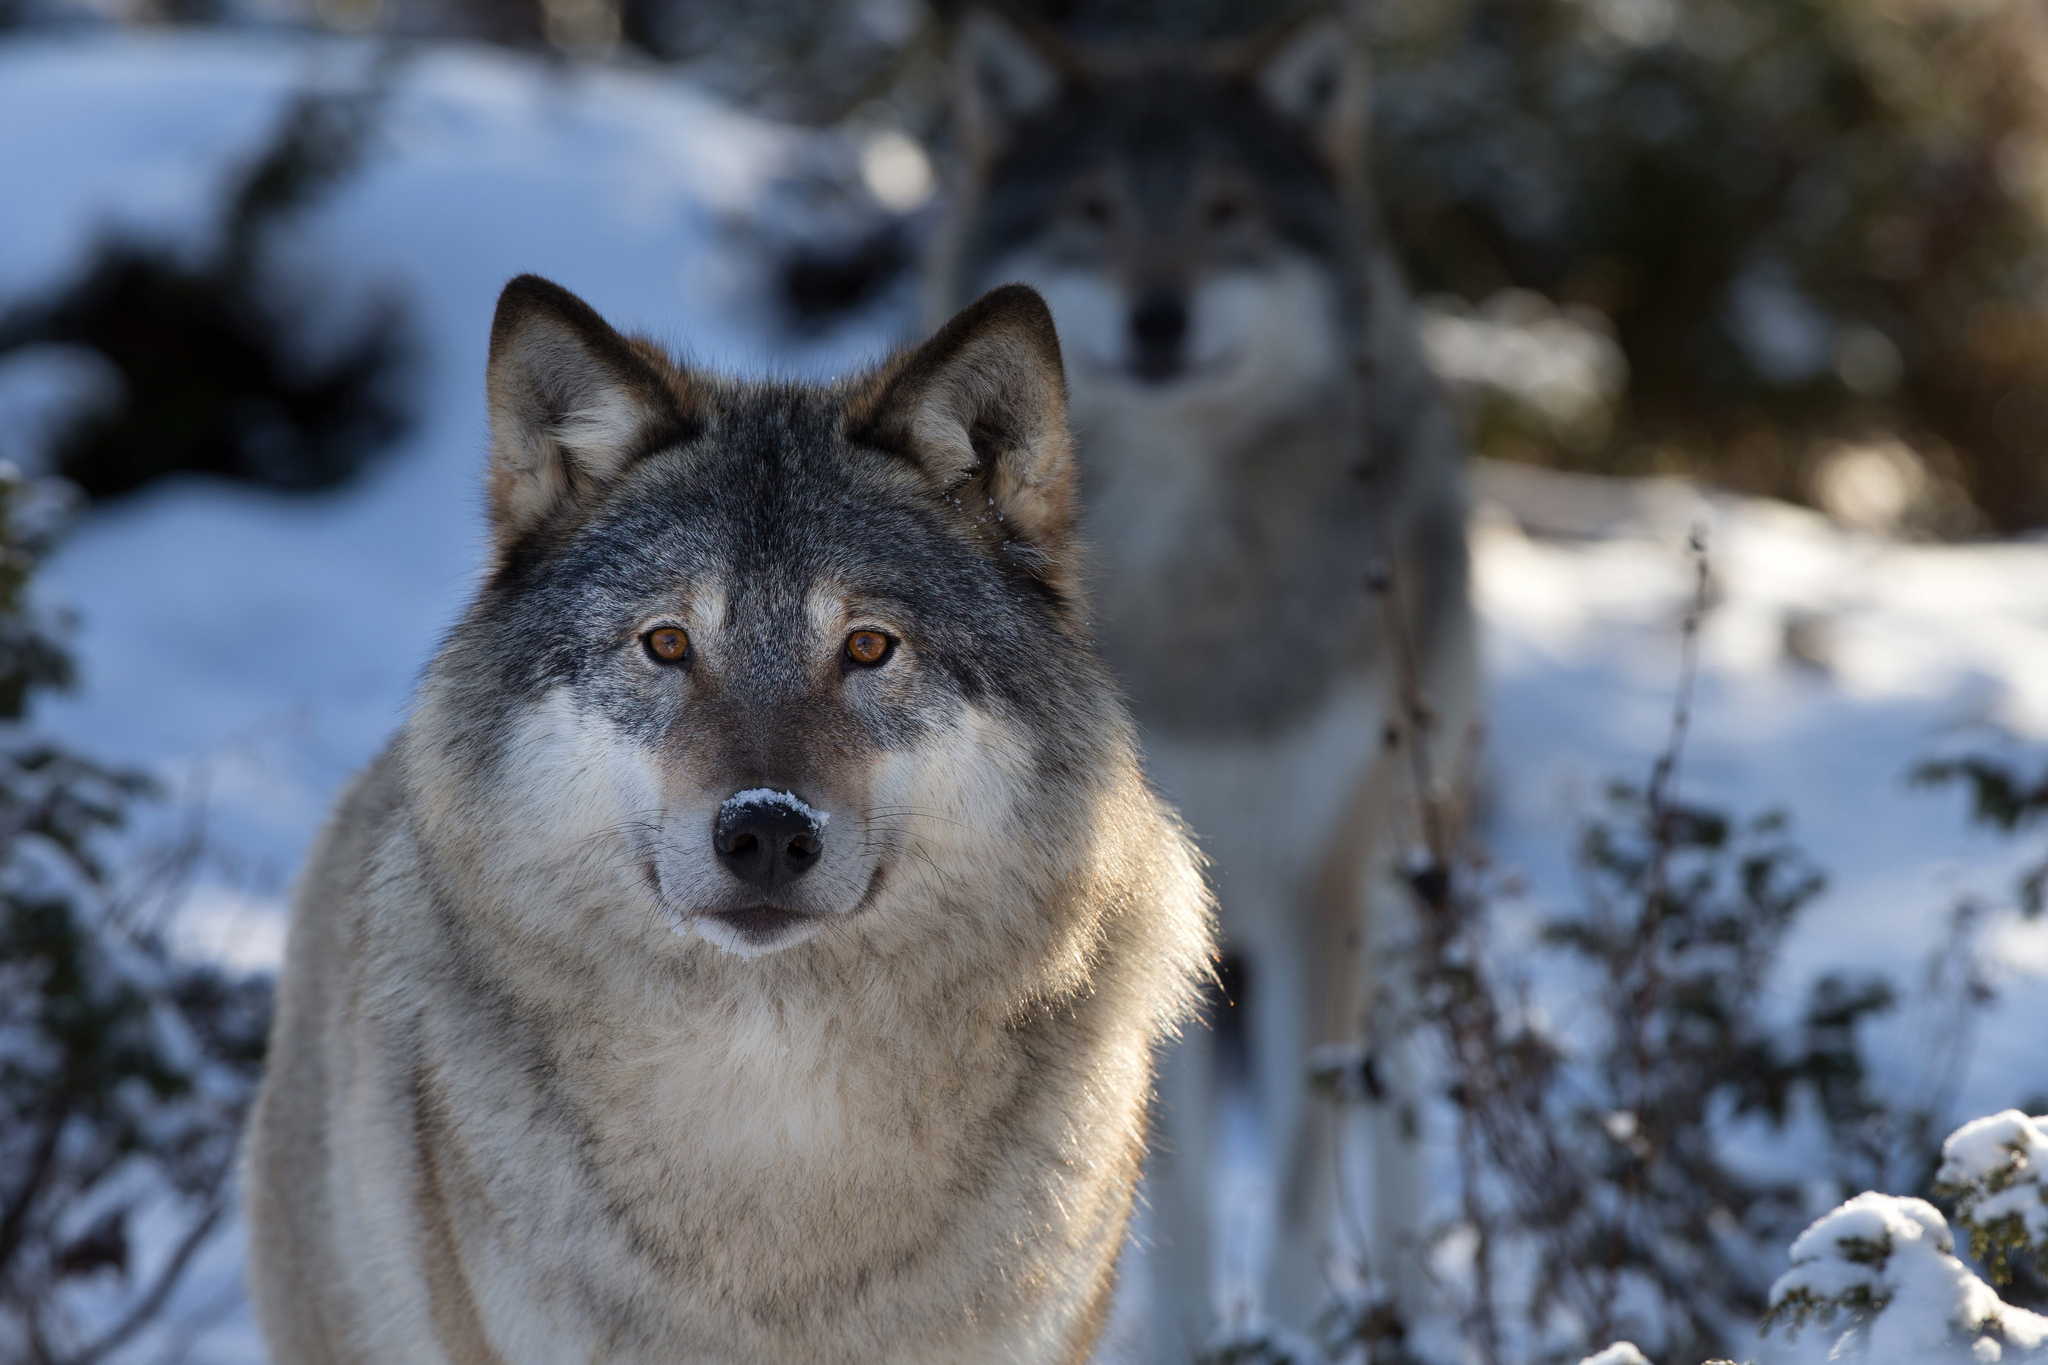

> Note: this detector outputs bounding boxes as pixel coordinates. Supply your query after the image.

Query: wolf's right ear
[1246,11,1370,181]
[485,275,696,548]
[953,8,1070,166]
[846,284,1077,591]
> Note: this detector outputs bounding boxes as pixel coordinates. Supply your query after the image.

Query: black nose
[1130,289,1187,383]
[714,793,823,890]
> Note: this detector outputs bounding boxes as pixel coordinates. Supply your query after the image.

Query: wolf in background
[243,277,1213,1364]
[929,8,1479,1355]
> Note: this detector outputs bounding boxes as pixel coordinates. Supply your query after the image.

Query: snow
[1419,289,1628,445]
[1578,1344,1652,1365]
[1470,473,2048,1133]
[1939,1111,2048,1270]
[7,27,2048,1365]
[1942,1112,2048,1194]
[719,787,831,828]
[1767,1191,2048,1361]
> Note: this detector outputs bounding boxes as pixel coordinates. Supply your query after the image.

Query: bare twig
[1594,523,1711,1343]
[1455,1105,1502,1365]
[69,1199,227,1365]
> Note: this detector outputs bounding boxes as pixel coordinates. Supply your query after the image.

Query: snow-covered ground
[1475,463,2048,1129]
[5,30,2047,1362]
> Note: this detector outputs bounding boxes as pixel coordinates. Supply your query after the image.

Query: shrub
[1762,1113,2048,1362]
[0,74,412,500]
[0,470,272,1363]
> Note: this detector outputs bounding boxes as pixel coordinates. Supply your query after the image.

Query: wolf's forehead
[1075,79,1286,168]
[985,79,1333,242]
[603,406,869,558]
[585,448,941,607]
[594,503,889,600]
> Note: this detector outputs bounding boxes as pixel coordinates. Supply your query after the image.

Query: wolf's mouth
[709,904,816,944]
[691,865,887,948]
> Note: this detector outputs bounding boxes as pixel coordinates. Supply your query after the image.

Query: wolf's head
[407,277,1150,966]
[936,8,1368,419]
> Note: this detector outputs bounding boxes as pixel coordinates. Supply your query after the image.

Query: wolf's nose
[1130,290,1187,382]
[714,793,823,889]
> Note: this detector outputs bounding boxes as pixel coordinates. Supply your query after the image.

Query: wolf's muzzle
[714,792,823,890]
[1130,288,1188,383]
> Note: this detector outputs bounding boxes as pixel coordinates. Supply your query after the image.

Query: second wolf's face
[418,278,1109,960]
[944,12,1368,419]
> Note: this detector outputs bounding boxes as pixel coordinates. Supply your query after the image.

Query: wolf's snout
[714,793,823,889]
[1130,290,1187,382]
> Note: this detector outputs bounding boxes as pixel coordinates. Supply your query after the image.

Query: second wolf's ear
[485,274,696,548]
[1247,12,1369,179]
[847,284,1076,582]
[953,8,1070,166]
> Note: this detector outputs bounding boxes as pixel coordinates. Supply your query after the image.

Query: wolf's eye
[1207,194,1246,227]
[644,627,690,663]
[1077,194,1113,226]
[844,630,892,667]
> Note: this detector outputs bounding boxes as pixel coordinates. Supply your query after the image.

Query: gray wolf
[929,10,1478,1354]
[243,276,1214,1364]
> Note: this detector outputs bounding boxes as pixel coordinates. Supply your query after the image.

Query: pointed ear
[953,7,1070,166]
[484,274,695,548]
[845,284,1077,589]
[1246,12,1369,179]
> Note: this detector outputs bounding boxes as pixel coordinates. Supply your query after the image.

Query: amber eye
[844,630,892,667]
[644,627,690,663]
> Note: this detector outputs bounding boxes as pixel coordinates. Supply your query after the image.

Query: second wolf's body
[931,13,1478,1353]
[244,279,1213,1364]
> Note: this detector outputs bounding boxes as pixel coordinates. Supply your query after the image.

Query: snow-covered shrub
[1758,1113,2048,1362]
[1937,1113,2048,1292]
[1764,1191,2048,1362]
[0,74,411,499]
[1576,1345,1651,1365]
[0,468,272,1362]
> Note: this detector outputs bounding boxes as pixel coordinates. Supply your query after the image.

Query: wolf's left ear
[1246,12,1370,180]
[953,8,1071,166]
[846,284,1076,585]
[485,274,696,548]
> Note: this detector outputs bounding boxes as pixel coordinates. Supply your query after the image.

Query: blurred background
[4,0,2048,1362]
[17,0,2048,531]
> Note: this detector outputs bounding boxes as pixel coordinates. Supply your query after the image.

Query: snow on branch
[1937,1111,2048,1288]
[1764,1189,2048,1361]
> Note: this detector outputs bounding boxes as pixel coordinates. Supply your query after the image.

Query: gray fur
[244,277,1214,1365]
[931,11,1479,1354]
